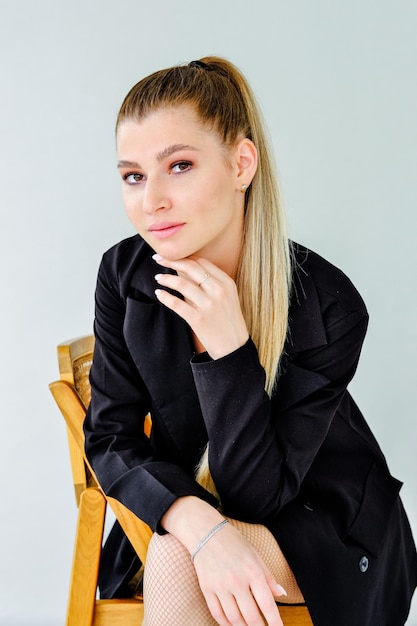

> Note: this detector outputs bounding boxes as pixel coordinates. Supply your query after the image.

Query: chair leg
[66,488,106,626]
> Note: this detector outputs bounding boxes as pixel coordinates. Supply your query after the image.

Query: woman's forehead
[116,107,223,153]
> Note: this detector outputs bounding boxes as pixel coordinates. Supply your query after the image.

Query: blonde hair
[117,57,292,500]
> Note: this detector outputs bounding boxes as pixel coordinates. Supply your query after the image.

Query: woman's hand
[193,521,285,626]
[162,497,285,626]
[153,254,249,359]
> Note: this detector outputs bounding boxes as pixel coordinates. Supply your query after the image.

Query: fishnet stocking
[141,518,304,625]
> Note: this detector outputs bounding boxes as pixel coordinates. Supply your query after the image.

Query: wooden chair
[49,335,151,626]
[49,335,313,626]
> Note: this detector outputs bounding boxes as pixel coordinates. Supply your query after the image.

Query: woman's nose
[142,177,172,214]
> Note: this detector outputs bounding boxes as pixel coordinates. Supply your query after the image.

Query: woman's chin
[150,244,197,261]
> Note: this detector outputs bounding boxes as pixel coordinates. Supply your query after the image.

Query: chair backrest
[49,335,153,564]
[55,335,96,504]
[58,335,95,408]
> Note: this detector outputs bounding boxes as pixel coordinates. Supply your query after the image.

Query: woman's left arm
[192,312,367,519]
[153,253,368,520]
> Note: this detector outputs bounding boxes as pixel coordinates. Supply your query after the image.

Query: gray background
[0,1,416,624]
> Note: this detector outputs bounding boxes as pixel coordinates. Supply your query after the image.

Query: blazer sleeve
[84,251,218,532]
[191,276,369,522]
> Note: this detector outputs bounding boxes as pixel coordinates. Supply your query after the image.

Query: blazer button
[359,556,369,573]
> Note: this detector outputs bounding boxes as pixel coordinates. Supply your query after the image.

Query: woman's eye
[123,172,144,184]
[171,161,192,174]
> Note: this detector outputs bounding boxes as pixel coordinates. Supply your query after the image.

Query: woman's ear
[235,138,258,189]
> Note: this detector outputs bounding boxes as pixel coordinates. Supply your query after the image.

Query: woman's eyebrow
[156,144,198,162]
[117,159,140,168]
[118,145,198,170]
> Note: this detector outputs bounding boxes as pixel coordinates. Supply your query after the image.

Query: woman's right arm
[83,245,217,531]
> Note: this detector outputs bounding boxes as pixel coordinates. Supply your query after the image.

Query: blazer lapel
[123,254,207,460]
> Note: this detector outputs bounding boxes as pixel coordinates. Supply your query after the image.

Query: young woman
[84,57,417,626]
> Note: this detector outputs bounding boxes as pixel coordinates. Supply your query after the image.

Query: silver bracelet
[190,519,229,563]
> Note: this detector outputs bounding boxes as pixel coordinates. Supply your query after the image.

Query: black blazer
[84,236,417,626]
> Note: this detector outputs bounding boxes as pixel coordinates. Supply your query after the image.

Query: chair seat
[279,605,312,625]
[93,600,144,626]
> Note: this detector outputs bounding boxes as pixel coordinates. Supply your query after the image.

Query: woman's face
[116,106,251,267]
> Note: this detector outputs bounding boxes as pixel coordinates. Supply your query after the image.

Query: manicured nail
[152,253,163,261]
[155,289,163,298]
[154,274,162,282]
[276,583,287,597]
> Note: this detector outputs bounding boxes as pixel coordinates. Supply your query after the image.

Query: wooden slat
[49,380,87,451]
[50,379,92,506]
[66,425,87,505]
[107,496,153,564]
[50,379,153,565]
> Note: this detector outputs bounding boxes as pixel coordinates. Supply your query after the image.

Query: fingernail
[276,583,287,597]
[154,274,162,282]
[155,289,163,298]
[152,253,163,261]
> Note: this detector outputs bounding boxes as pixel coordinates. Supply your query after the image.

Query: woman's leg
[142,530,217,626]
[141,519,304,626]
[230,519,304,605]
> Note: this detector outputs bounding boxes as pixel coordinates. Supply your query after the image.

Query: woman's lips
[149,222,185,239]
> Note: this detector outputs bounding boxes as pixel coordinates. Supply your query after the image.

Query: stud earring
[241,184,248,194]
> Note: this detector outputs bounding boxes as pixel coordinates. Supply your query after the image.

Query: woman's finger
[154,287,199,324]
[153,253,228,286]
[154,274,214,320]
[215,592,249,626]
[224,589,268,626]
[204,593,233,626]
[248,578,284,626]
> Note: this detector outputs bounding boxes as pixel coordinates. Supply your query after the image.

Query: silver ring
[198,272,211,287]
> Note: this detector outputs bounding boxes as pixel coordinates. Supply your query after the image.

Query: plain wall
[0,1,416,623]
